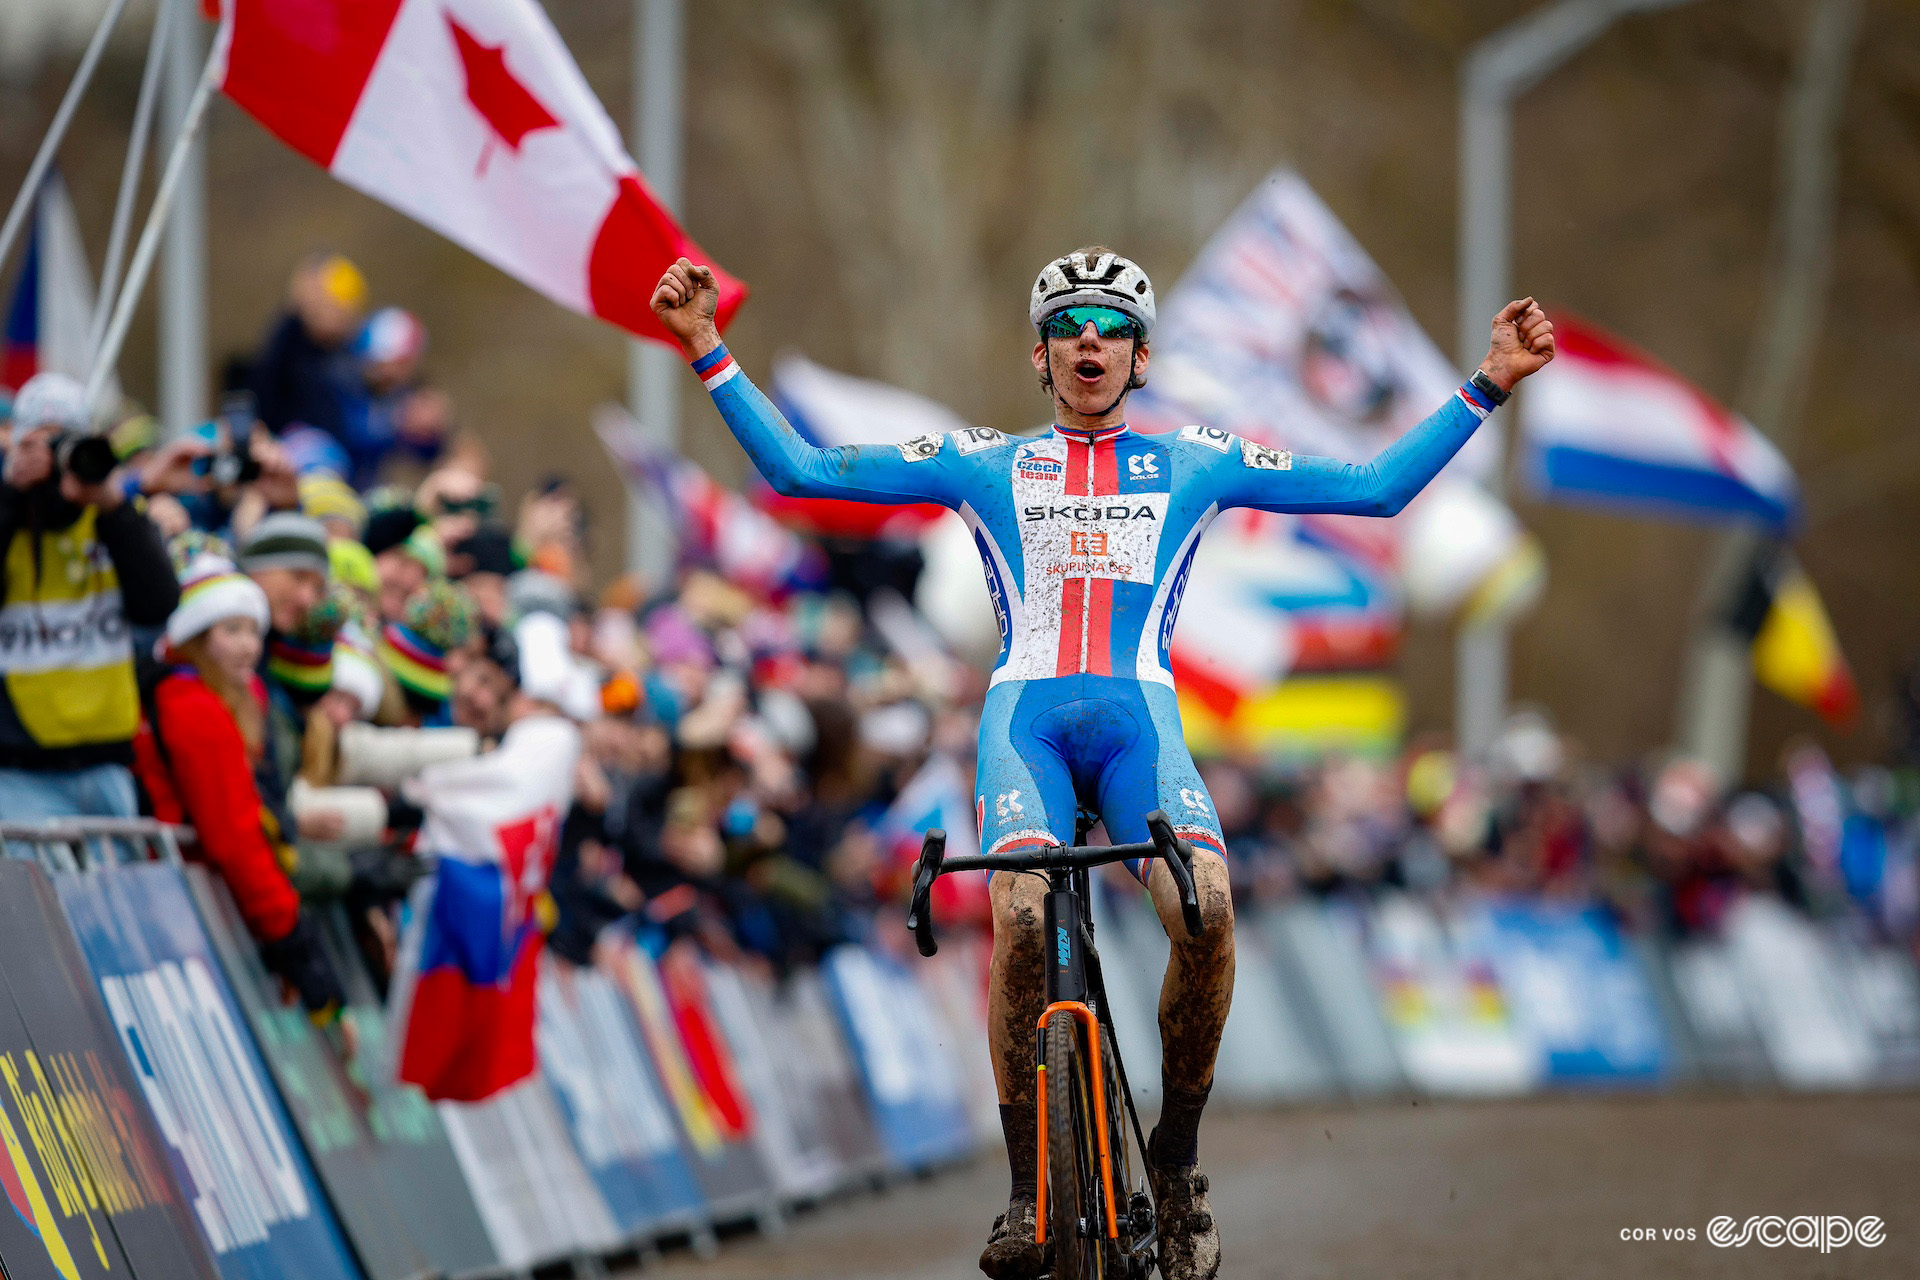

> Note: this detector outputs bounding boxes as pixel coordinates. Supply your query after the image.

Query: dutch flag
[1521,314,1799,530]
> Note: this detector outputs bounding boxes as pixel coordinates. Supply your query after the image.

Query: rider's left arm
[1213,383,1495,517]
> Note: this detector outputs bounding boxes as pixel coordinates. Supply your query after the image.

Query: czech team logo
[1016,445,1064,482]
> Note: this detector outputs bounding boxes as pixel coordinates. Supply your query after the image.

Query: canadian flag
[215,0,746,344]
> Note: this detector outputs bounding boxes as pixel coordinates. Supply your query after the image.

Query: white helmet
[1030,249,1155,339]
[10,372,90,434]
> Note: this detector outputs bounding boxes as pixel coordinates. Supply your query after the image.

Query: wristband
[1469,368,1510,407]
[690,343,739,392]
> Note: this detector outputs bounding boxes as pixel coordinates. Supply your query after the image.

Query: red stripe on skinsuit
[1062,436,1089,494]
[1092,436,1119,496]
[1085,578,1114,676]
[1055,577,1087,677]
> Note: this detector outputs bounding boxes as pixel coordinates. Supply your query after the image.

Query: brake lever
[906,828,946,956]
[1145,810,1204,939]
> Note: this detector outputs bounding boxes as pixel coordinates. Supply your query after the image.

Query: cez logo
[1056,925,1071,968]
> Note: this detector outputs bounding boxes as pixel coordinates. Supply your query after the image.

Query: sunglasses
[1041,306,1141,342]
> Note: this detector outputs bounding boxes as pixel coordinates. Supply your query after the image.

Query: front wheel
[1046,1009,1105,1280]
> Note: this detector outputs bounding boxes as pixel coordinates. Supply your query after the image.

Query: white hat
[165,555,269,650]
[11,372,90,433]
[329,620,386,720]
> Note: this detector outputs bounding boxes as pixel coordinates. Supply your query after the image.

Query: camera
[196,392,263,489]
[52,431,118,487]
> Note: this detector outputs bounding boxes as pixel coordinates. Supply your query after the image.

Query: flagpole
[89,0,176,364]
[0,0,135,280]
[627,0,684,585]
[1453,0,1698,761]
[86,45,220,413]
[158,0,210,436]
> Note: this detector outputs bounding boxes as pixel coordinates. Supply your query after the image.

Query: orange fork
[1032,1000,1120,1245]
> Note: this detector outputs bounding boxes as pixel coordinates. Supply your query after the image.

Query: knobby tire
[1047,1009,1104,1280]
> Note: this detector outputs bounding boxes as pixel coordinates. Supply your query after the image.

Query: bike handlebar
[906,809,1204,957]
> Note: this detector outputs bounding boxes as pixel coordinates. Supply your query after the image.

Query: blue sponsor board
[52,865,364,1280]
[536,961,706,1237]
[1471,900,1669,1084]
[821,948,973,1171]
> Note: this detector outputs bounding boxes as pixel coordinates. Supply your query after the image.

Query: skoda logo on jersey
[1016,445,1064,481]
[1022,503,1159,522]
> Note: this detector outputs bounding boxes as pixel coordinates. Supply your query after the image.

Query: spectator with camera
[0,373,179,831]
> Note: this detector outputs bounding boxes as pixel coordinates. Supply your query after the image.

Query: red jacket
[134,670,301,943]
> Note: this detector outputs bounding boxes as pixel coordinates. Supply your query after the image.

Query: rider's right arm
[691,344,959,506]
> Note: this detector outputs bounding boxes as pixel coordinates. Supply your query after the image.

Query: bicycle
[907,809,1204,1280]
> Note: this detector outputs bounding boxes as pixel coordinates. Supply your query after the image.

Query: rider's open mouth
[1074,361,1104,381]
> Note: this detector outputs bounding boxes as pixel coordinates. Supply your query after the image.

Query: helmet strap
[1047,336,1136,430]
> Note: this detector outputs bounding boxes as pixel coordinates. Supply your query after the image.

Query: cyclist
[652,251,1553,1279]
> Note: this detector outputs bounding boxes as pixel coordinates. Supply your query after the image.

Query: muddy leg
[1144,851,1234,1164]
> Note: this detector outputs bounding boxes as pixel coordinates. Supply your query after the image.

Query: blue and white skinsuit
[689,343,1499,880]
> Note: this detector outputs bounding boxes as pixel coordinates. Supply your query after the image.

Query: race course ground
[640,1091,1918,1279]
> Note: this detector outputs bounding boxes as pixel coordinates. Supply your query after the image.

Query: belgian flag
[1726,544,1858,728]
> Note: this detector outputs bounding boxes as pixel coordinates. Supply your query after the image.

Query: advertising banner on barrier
[1724,896,1876,1089]
[186,869,497,1280]
[51,864,363,1280]
[1363,896,1538,1096]
[0,862,220,1280]
[775,971,890,1181]
[1261,903,1404,1097]
[699,961,843,1203]
[1468,900,1668,1085]
[436,1077,622,1267]
[601,930,775,1223]
[821,947,974,1171]
[536,956,706,1237]
[1664,938,1772,1085]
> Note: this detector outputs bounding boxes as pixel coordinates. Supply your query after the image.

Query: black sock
[1149,1080,1211,1169]
[1000,1102,1038,1203]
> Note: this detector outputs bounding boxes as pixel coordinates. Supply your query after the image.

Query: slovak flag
[392,713,581,1102]
[1521,315,1799,530]
[214,0,746,345]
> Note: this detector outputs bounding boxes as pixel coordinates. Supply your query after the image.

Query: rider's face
[1032,321,1147,420]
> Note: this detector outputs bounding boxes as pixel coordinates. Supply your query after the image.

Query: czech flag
[1521,314,1798,530]
[214,0,745,346]
[3,172,115,401]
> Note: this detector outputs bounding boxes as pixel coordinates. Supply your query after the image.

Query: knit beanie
[266,585,352,701]
[300,474,368,537]
[328,537,379,595]
[239,512,331,576]
[330,619,386,721]
[380,581,475,708]
[166,555,269,651]
[167,529,235,579]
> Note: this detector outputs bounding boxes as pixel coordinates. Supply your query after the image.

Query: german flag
[1726,545,1858,728]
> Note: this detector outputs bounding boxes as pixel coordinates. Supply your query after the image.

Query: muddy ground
[640,1091,1918,1279]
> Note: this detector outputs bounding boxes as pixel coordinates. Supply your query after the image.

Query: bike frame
[907,809,1201,1264]
[1035,864,1121,1244]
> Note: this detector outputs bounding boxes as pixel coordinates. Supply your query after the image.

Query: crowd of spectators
[2,247,1916,1051]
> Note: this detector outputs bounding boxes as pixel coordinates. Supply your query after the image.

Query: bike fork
[1035,883,1120,1246]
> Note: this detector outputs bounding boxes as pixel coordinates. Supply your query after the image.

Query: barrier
[698,960,842,1203]
[1364,896,1539,1096]
[187,870,497,1280]
[820,946,974,1172]
[0,860,220,1280]
[50,859,363,1280]
[1468,900,1669,1085]
[535,954,707,1240]
[600,930,777,1226]
[10,814,1920,1280]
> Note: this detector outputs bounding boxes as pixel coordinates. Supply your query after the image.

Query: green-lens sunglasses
[1042,306,1141,342]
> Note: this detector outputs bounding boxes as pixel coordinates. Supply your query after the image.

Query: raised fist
[650,257,721,357]
[1481,297,1555,392]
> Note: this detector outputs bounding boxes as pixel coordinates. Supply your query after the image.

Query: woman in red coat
[136,555,350,1030]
